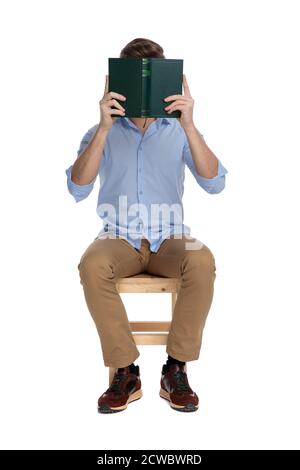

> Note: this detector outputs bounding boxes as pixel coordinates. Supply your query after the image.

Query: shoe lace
[107,372,126,393]
[173,370,190,392]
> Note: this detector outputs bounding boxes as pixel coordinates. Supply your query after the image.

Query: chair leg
[109,367,116,385]
[171,292,177,317]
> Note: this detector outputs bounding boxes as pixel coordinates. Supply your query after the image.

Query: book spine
[141,58,151,117]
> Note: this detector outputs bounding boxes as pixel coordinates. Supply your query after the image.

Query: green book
[108,57,183,118]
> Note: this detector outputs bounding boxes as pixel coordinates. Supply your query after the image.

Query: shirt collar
[120,117,172,129]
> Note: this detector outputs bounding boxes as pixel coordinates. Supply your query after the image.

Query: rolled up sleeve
[183,133,228,194]
[65,165,96,203]
[65,126,98,203]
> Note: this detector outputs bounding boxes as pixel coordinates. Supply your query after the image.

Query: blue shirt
[65,117,228,252]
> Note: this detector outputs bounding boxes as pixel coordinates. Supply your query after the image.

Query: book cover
[108,58,183,118]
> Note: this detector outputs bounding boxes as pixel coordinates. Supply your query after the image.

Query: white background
[0,0,299,450]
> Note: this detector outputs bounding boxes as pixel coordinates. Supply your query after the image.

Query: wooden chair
[108,273,181,384]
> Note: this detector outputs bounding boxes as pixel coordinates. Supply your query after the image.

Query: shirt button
[139,190,143,195]
[138,168,141,172]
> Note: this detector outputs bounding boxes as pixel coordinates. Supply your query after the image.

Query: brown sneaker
[159,363,199,412]
[98,365,142,414]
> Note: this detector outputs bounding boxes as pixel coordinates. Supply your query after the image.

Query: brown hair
[120,38,165,59]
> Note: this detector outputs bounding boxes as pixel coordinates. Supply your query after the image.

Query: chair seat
[116,273,181,293]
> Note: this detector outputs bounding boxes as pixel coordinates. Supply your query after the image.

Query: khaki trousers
[77,234,216,368]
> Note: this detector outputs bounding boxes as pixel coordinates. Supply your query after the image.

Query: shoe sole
[159,388,199,412]
[98,388,143,414]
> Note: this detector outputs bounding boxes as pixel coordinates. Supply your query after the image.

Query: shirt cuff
[195,159,228,194]
[65,165,96,202]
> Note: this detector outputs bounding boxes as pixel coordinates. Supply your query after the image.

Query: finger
[108,108,125,116]
[182,74,192,97]
[101,98,125,112]
[166,106,185,113]
[164,94,184,102]
[106,91,126,101]
[104,74,109,95]
[165,99,187,109]
[166,103,188,113]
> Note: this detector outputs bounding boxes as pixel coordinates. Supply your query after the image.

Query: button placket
[137,139,144,224]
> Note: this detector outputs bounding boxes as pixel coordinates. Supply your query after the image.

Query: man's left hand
[164,74,195,130]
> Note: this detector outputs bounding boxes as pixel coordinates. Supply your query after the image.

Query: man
[65,38,228,413]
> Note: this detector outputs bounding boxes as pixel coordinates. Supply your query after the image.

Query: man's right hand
[99,75,126,130]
